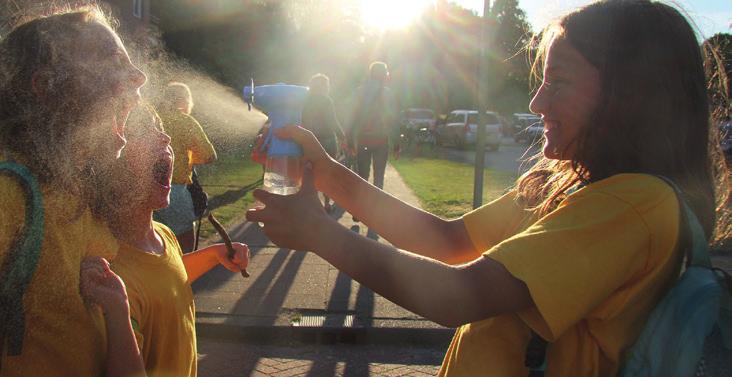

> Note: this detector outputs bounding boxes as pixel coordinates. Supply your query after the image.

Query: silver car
[441,110,501,150]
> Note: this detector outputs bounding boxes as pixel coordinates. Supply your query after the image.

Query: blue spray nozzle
[243,83,310,157]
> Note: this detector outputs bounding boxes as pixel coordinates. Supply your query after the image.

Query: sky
[454,0,732,39]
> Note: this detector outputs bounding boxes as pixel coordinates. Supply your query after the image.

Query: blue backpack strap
[0,161,44,365]
[655,176,711,268]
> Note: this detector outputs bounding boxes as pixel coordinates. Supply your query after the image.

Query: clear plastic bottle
[263,155,302,195]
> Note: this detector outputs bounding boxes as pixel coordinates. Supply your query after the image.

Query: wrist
[312,217,347,255]
[320,158,343,193]
[103,298,130,320]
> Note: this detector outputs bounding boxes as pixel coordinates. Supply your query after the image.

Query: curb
[195,313,454,347]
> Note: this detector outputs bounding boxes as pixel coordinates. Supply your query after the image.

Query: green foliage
[151,0,536,119]
[196,153,263,241]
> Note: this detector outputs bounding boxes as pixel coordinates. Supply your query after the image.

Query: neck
[110,205,163,254]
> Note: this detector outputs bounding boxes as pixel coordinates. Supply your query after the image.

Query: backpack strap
[0,162,44,364]
[655,176,712,269]
[522,176,709,375]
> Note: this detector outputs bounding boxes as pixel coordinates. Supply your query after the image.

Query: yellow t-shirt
[110,222,197,377]
[0,176,118,377]
[439,174,683,377]
[159,110,216,185]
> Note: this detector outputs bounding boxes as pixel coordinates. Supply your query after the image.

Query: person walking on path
[302,73,346,213]
[347,61,399,192]
[247,1,730,376]
[154,82,217,252]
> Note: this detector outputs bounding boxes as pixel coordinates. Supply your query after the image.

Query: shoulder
[569,174,677,215]
[154,221,184,256]
[559,174,679,241]
[179,113,202,128]
[0,175,27,244]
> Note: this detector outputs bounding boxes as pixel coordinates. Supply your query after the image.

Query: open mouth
[152,157,172,188]
[113,96,141,140]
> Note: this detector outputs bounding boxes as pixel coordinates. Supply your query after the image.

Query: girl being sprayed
[247,1,729,376]
[82,104,249,377]
[0,6,146,376]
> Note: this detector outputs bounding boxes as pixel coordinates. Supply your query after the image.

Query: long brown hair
[0,6,120,209]
[517,0,729,244]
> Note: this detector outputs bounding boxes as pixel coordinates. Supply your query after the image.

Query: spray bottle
[244,83,309,195]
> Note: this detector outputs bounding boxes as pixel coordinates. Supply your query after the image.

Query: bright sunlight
[359,0,434,31]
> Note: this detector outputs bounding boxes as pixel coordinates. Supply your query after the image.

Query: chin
[153,198,171,211]
[543,142,575,161]
[543,145,561,160]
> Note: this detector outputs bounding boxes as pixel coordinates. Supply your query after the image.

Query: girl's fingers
[220,258,240,273]
[252,189,276,205]
[300,165,316,194]
[246,207,268,223]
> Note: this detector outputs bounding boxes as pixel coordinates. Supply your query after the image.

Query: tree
[488,0,533,115]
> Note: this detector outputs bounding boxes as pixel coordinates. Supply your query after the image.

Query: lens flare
[359,0,434,31]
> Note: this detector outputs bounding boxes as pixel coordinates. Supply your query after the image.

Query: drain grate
[292,314,355,328]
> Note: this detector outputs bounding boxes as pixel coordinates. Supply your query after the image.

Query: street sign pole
[473,0,492,209]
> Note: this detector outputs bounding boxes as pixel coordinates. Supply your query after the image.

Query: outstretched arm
[246,173,533,326]
[182,243,249,283]
[276,126,479,264]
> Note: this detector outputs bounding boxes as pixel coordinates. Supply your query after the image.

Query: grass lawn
[391,156,517,219]
[195,153,263,241]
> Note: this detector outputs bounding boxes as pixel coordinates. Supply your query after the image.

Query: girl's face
[529,37,601,160]
[120,110,173,211]
[74,21,147,158]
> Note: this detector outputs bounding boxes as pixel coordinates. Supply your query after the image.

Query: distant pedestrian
[302,73,345,212]
[347,62,399,192]
[154,82,217,252]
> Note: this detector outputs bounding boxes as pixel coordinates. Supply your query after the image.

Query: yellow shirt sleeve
[484,186,676,341]
[462,190,536,252]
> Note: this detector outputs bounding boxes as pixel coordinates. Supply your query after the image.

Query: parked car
[400,108,437,148]
[401,108,436,131]
[512,113,543,144]
[440,109,501,150]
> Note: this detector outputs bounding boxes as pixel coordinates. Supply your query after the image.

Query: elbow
[430,303,481,328]
[428,265,501,328]
[433,315,467,328]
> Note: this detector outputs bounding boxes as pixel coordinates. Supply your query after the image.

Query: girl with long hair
[247,1,729,375]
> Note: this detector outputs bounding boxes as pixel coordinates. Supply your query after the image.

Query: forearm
[321,161,478,263]
[103,304,146,377]
[313,223,518,327]
[182,245,220,282]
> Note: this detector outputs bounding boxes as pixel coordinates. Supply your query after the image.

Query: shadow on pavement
[197,340,444,377]
[207,178,263,212]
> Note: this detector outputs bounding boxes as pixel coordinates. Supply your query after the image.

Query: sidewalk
[192,163,454,346]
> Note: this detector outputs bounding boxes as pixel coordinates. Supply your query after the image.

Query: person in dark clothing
[301,73,345,212]
[347,62,398,192]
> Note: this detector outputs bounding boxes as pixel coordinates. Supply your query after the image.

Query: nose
[129,64,147,90]
[529,84,548,116]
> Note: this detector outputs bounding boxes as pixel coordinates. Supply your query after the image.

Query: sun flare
[359,0,434,31]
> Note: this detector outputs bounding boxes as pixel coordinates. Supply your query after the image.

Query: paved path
[198,337,444,377]
[193,163,452,376]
